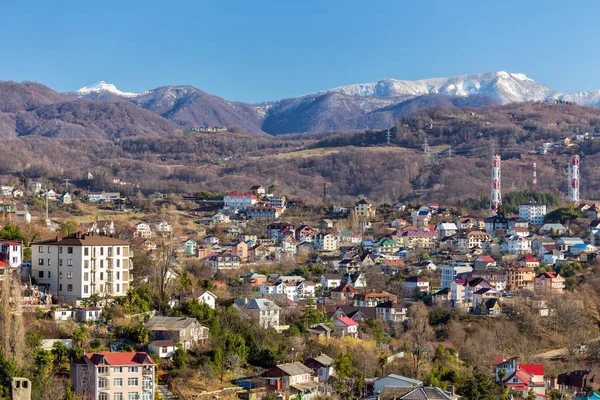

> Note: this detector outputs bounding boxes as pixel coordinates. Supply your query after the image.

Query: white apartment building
[70,352,155,400]
[519,202,547,225]
[223,193,257,211]
[441,265,473,289]
[32,233,132,303]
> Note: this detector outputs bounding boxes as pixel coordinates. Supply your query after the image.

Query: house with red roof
[334,316,358,338]
[71,352,156,400]
[0,241,22,269]
[495,357,545,400]
[520,255,541,268]
[474,255,497,271]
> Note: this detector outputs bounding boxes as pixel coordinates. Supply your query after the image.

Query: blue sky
[1,0,599,103]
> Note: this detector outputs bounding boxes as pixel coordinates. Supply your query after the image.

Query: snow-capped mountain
[77,81,141,98]
[72,72,600,134]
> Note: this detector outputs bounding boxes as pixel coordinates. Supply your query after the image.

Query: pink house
[71,352,156,400]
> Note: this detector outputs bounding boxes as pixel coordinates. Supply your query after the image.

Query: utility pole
[447,146,452,159]
[386,129,392,145]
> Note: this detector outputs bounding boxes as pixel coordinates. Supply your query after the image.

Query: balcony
[142,367,154,376]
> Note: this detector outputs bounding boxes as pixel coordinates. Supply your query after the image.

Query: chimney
[446,385,455,396]
[56,235,62,241]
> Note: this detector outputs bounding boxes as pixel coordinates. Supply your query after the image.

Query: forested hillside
[2,89,600,206]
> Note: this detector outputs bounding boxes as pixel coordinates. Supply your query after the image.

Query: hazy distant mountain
[71,71,600,135]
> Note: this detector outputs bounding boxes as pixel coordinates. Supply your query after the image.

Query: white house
[436,223,458,238]
[155,221,173,234]
[320,274,342,289]
[180,290,217,310]
[74,307,103,322]
[506,235,532,254]
[148,340,177,359]
[333,316,358,338]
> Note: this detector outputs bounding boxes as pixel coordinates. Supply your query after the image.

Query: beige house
[534,272,565,295]
[70,352,155,400]
[145,316,209,350]
[355,199,375,219]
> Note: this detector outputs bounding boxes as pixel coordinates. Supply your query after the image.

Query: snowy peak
[77,81,139,98]
[311,71,551,104]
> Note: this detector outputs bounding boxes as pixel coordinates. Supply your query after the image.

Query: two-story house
[145,316,209,350]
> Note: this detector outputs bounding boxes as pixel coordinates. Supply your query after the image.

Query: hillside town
[1,169,600,400]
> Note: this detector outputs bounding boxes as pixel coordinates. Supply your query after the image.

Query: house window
[99,378,109,389]
[59,284,62,291]
[38,246,43,253]
[84,248,89,256]
[84,260,89,269]
[100,247,104,256]
[161,347,167,353]
[47,246,51,253]
[59,247,63,254]
[38,271,44,279]
[114,378,123,386]
[100,260,104,268]
[114,393,123,400]
[68,247,73,254]
[117,259,120,268]
[99,393,108,400]
[128,393,138,400]
[84,273,89,281]
[47,259,51,266]
[59,271,63,279]
[117,247,121,256]
[100,272,104,280]
[38,258,44,266]
[84,285,88,294]
[98,366,109,374]
[67,285,73,292]
[128,377,138,386]
[116,284,120,292]
[68,259,73,266]
[67,272,72,279]
[59,259,63,267]
[128,367,138,373]
[48,271,51,278]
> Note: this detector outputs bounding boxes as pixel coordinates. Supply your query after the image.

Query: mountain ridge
[69,71,600,134]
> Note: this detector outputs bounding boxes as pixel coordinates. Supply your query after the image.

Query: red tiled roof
[336,316,357,326]
[0,241,21,246]
[86,352,156,366]
[524,255,540,262]
[0,261,8,267]
[520,364,544,376]
[478,256,495,262]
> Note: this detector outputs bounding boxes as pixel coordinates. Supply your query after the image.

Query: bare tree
[404,302,434,378]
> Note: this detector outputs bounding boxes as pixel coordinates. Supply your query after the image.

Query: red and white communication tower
[570,154,579,204]
[533,157,537,190]
[490,154,502,214]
